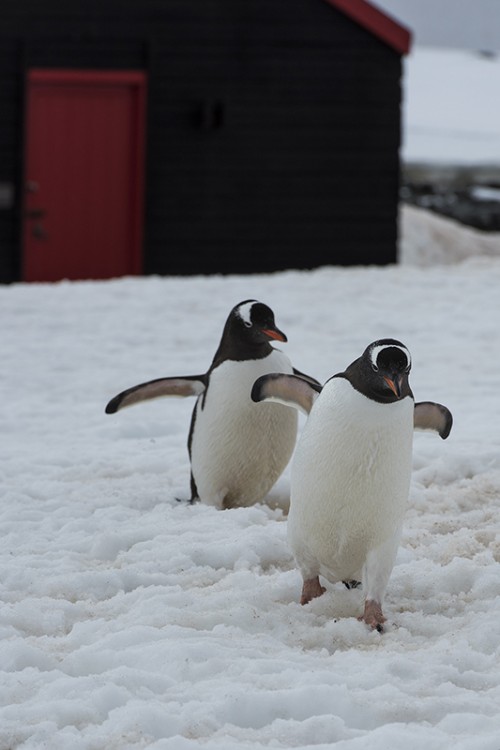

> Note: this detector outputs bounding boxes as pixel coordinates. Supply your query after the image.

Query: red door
[22,69,147,282]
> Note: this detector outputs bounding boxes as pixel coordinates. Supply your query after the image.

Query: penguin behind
[252,339,453,632]
[105,300,319,510]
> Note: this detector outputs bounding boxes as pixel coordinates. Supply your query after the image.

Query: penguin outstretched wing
[251,373,322,416]
[253,375,453,441]
[414,401,453,439]
[105,375,207,414]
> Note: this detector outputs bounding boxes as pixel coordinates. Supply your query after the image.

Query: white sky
[373,0,500,51]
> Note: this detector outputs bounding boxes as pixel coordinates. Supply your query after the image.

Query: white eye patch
[369,344,411,371]
[236,301,256,327]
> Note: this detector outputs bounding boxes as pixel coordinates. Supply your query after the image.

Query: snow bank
[399,203,500,265]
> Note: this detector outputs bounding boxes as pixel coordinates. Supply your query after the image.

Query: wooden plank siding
[0,0,406,281]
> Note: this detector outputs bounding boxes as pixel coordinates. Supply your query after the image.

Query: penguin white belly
[191,350,298,508]
[288,378,414,583]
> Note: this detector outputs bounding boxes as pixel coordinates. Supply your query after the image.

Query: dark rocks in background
[401,164,500,232]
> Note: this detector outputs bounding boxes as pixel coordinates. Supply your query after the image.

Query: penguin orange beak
[383,375,402,398]
[262,328,287,342]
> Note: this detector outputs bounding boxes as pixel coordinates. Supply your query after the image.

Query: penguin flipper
[105,375,207,414]
[251,373,321,416]
[292,367,322,389]
[414,401,453,439]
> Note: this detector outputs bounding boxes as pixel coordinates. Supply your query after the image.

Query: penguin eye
[244,321,252,329]
[372,363,379,372]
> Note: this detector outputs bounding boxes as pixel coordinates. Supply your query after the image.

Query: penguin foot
[343,580,362,590]
[358,599,386,632]
[300,576,326,605]
[175,496,200,505]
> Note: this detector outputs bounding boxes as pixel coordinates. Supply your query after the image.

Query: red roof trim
[324,0,412,55]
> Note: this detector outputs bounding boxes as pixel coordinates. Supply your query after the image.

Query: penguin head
[210,300,288,368]
[232,300,287,344]
[346,338,413,403]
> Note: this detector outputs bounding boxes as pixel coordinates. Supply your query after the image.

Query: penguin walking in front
[106,300,319,510]
[252,339,452,632]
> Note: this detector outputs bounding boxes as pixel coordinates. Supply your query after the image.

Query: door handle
[25,208,47,219]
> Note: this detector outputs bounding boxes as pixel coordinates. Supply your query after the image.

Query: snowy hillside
[402,48,500,167]
[401,46,500,231]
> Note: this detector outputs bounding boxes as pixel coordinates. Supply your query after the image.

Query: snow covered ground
[2,209,500,748]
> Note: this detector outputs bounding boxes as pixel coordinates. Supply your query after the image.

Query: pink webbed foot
[300,576,326,605]
[358,599,386,632]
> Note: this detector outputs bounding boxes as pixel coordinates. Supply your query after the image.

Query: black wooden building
[0,0,411,283]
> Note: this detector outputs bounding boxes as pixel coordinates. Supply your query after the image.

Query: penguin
[251,339,452,632]
[105,300,320,510]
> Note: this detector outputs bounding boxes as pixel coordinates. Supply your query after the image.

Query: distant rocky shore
[401,163,500,232]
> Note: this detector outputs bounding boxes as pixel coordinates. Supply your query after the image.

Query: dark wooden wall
[0,0,403,282]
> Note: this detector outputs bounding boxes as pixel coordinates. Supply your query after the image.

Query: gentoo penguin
[252,339,452,632]
[105,300,320,510]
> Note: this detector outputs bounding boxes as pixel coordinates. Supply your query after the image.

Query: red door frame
[23,69,147,281]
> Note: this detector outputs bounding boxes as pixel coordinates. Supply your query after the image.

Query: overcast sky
[373,0,500,52]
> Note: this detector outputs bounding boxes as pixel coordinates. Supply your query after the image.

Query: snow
[2,229,500,748]
[399,204,500,265]
[402,47,500,167]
